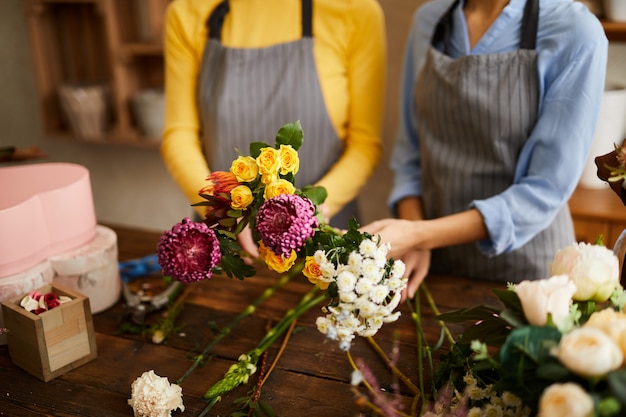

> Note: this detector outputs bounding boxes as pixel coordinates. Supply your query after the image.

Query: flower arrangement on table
[420,240,626,417]
[128,121,408,417]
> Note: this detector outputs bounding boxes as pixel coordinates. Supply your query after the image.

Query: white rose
[128,370,184,417]
[550,242,619,302]
[538,383,593,417]
[584,308,626,362]
[515,275,576,328]
[554,327,622,377]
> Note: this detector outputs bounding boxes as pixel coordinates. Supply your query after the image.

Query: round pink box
[0,162,97,278]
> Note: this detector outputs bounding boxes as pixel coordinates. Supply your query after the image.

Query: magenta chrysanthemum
[255,194,318,257]
[157,217,222,283]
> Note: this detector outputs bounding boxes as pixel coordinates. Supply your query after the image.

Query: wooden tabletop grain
[0,224,501,417]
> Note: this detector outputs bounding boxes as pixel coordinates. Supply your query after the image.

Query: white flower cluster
[128,370,184,417]
[314,238,407,351]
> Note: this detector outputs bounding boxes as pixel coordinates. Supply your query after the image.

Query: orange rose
[263,179,295,200]
[303,256,329,290]
[278,145,299,175]
[259,241,297,273]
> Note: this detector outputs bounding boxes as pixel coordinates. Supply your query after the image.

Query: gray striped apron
[197,0,359,229]
[416,0,574,282]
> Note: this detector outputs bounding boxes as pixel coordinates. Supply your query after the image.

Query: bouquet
[128,121,407,417]
[424,240,626,417]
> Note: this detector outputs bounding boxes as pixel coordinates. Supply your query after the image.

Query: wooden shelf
[24,0,169,147]
[602,20,626,42]
[569,186,626,247]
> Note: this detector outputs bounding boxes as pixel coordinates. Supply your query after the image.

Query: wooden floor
[0,224,501,416]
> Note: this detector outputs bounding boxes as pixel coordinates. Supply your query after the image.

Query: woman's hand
[237,225,259,263]
[360,218,422,259]
[398,249,430,301]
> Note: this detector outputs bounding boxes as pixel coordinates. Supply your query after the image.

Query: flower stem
[365,336,420,396]
[420,283,455,345]
[202,286,326,399]
[176,264,301,385]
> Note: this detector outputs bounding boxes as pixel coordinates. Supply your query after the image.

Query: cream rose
[514,275,576,328]
[550,242,619,302]
[230,185,253,210]
[584,308,626,362]
[538,383,593,417]
[128,370,184,417]
[278,144,299,175]
[230,156,258,182]
[554,327,622,377]
[256,147,280,175]
[263,179,295,200]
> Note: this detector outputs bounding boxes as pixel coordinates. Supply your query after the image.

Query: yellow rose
[259,242,297,273]
[278,145,299,175]
[303,256,329,290]
[555,327,622,378]
[538,383,593,417]
[230,156,258,182]
[263,179,295,200]
[261,172,277,185]
[230,185,253,210]
[256,147,280,175]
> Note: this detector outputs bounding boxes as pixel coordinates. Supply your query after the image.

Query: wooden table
[0,225,501,417]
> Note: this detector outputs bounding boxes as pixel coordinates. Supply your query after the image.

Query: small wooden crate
[1,283,97,382]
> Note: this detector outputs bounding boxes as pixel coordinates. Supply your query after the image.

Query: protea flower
[157,217,222,283]
[199,171,240,202]
[255,194,317,257]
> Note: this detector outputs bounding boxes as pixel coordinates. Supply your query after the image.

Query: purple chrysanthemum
[255,194,318,257]
[157,217,222,283]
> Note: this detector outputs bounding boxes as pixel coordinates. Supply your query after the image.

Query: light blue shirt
[389,0,608,256]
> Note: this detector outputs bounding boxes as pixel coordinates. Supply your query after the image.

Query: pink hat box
[0,163,97,278]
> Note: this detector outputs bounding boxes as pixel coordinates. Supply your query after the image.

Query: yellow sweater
[161,0,386,218]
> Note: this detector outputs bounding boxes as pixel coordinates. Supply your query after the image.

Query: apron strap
[520,0,539,50]
[431,0,539,52]
[207,0,313,40]
[208,0,230,40]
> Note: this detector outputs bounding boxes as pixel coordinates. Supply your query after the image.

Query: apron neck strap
[207,0,313,40]
[431,0,539,52]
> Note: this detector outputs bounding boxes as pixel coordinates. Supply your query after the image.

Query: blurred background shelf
[24,0,169,147]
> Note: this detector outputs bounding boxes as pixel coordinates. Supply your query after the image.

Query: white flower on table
[538,382,594,417]
[128,370,184,417]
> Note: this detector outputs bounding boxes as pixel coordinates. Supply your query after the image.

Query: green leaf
[300,185,328,206]
[608,370,626,405]
[275,120,304,150]
[437,305,502,323]
[492,288,523,312]
[497,326,562,409]
[250,141,271,158]
[457,317,510,346]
